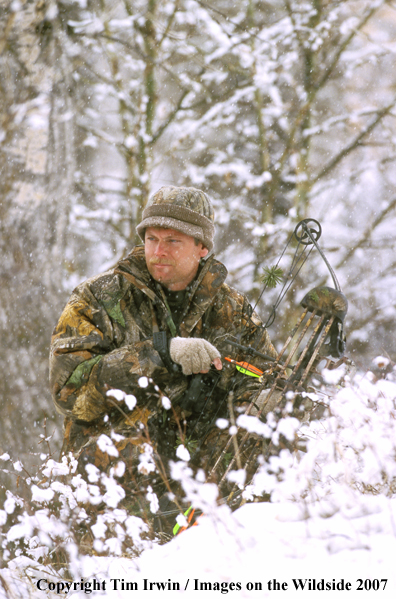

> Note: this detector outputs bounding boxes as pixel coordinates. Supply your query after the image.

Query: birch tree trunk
[0,0,77,467]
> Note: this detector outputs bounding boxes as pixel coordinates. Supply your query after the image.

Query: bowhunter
[49,186,278,536]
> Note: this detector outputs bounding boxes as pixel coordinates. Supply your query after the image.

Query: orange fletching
[225,356,263,377]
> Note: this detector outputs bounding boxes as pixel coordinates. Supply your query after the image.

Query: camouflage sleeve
[49,280,167,423]
[209,288,277,405]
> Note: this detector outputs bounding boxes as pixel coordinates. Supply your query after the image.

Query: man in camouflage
[50,186,277,535]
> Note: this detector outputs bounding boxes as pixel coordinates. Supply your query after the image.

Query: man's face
[145,227,209,291]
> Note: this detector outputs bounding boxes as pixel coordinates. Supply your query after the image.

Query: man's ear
[200,246,209,259]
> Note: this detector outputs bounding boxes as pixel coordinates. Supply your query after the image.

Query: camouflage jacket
[50,246,277,465]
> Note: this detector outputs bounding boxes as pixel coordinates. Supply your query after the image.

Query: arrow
[224,357,264,378]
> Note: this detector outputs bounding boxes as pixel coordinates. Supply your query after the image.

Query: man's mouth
[149,260,175,267]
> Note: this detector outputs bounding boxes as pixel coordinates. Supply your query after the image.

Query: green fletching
[173,505,193,536]
[236,364,260,378]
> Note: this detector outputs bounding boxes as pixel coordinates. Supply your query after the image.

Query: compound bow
[174,218,350,533]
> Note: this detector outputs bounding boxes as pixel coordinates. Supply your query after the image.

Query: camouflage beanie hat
[136,186,215,251]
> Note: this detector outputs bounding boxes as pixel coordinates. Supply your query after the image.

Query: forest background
[1,0,395,488]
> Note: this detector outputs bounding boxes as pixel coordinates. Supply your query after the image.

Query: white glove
[169,337,221,375]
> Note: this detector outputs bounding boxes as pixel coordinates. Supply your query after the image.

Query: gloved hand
[169,337,222,375]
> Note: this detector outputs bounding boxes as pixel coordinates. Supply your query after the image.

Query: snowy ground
[3,497,396,598]
[1,363,396,598]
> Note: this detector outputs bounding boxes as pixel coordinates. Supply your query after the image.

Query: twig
[227,392,242,470]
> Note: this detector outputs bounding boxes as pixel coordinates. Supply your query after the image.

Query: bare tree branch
[337,196,396,268]
[314,97,396,183]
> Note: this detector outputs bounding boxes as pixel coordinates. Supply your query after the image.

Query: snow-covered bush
[0,452,153,573]
[244,363,396,505]
[1,360,395,595]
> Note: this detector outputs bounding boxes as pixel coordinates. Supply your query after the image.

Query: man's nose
[154,241,167,256]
